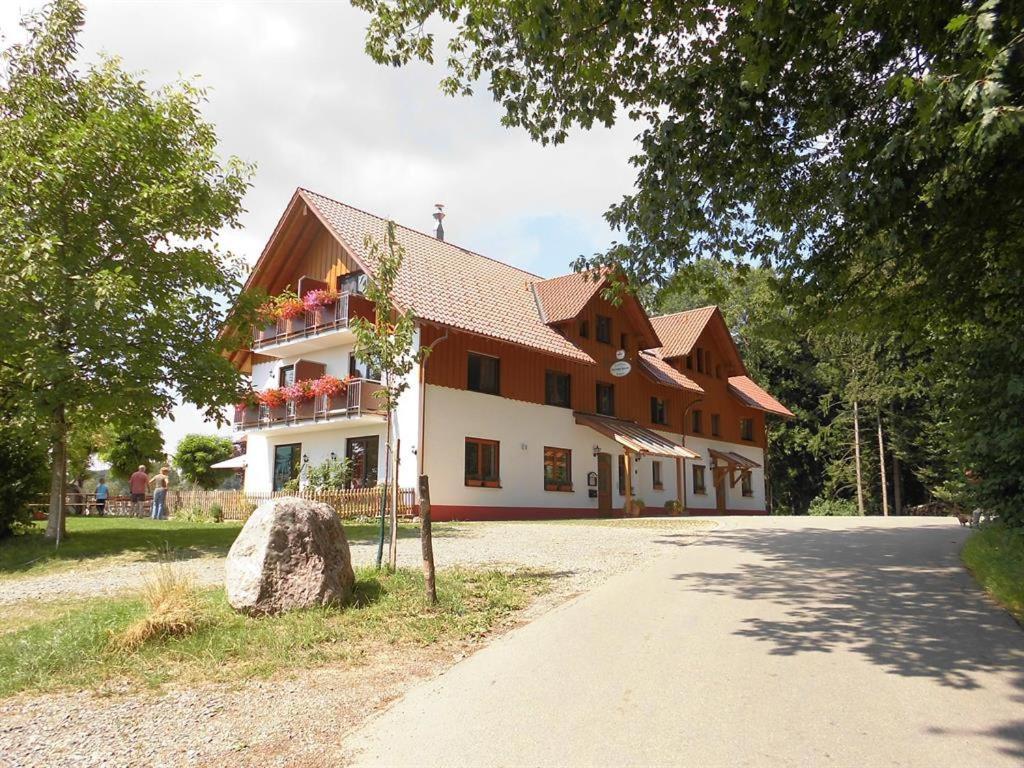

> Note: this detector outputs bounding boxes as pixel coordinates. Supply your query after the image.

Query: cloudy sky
[1,0,640,454]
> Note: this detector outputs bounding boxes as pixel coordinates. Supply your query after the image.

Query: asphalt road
[343,516,1024,768]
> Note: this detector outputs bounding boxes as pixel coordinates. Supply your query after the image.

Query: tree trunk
[892,453,903,516]
[418,474,437,605]
[387,438,400,571]
[45,404,68,542]
[876,410,889,517]
[853,400,865,516]
[375,409,392,570]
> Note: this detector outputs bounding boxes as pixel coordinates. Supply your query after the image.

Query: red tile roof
[531,271,604,324]
[574,412,701,459]
[300,189,594,364]
[648,306,718,359]
[728,375,795,418]
[637,352,703,393]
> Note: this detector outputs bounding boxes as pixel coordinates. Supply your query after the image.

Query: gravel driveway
[0,519,714,768]
[0,519,713,605]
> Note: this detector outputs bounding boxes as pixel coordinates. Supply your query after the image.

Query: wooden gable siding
[670,325,766,449]
[268,225,357,296]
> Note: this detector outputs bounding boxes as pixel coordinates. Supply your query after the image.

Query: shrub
[111,563,201,651]
[174,434,235,489]
[0,427,49,538]
[174,506,212,523]
[665,500,683,516]
[209,504,224,523]
[808,496,859,516]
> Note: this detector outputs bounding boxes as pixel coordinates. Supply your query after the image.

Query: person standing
[94,478,109,516]
[149,466,171,520]
[129,465,149,517]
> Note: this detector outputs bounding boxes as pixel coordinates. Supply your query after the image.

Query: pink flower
[282,379,315,402]
[302,289,339,311]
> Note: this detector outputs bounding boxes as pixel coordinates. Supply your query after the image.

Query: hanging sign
[610,360,632,377]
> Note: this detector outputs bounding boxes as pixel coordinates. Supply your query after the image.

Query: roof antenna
[433,203,445,241]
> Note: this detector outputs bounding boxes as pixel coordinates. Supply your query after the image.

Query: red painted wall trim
[428,505,767,522]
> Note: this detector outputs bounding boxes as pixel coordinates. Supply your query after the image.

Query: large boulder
[225,496,355,615]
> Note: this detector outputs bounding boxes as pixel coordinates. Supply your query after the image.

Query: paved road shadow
[665,523,1024,760]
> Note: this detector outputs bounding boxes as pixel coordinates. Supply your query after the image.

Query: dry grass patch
[110,563,202,651]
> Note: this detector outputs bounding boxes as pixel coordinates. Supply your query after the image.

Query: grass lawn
[962,523,1024,624]
[0,517,421,579]
[0,566,546,698]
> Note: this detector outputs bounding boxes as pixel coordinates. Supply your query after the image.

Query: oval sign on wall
[610,360,632,377]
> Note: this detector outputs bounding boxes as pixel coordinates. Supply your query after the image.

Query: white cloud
[2,0,642,455]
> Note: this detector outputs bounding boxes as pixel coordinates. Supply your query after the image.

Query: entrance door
[597,453,612,516]
[714,467,727,514]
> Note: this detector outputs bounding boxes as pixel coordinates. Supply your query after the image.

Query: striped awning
[708,448,760,470]
[574,412,700,459]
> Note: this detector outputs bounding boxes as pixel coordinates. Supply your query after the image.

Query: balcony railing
[252,292,374,351]
[233,378,385,431]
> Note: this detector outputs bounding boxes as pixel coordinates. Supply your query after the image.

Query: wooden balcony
[233,378,386,433]
[252,292,374,356]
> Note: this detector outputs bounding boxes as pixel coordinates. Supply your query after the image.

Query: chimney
[433,203,445,241]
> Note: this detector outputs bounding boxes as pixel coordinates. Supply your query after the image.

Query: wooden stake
[388,438,400,570]
[418,474,437,605]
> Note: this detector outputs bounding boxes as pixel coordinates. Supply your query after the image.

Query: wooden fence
[30,487,417,522]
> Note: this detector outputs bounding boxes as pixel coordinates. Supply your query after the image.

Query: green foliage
[807,497,860,517]
[302,455,353,491]
[0,425,49,537]
[350,220,429,416]
[102,420,166,480]
[0,0,255,533]
[173,434,234,489]
[0,566,545,697]
[356,1,1024,527]
[962,524,1024,623]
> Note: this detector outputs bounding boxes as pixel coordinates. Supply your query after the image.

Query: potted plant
[284,379,316,420]
[303,289,340,327]
[273,289,305,335]
[235,390,260,426]
[665,499,683,517]
[310,375,348,415]
[257,387,287,422]
[256,301,279,343]
[626,498,646,518]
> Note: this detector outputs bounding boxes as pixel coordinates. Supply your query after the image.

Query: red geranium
[257,388,287,408]
[276,297,305,320]
[310,375,346,399]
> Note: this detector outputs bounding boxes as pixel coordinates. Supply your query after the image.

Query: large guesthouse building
[228,189,793,520]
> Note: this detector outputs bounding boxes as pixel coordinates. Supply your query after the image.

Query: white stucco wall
[681,435,766,512]
[420,384,684,512]
[250,343,359,390]
[243,423,388,493]
[393,326,421,489]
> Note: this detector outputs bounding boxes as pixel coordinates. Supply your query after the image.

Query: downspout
[417,326,450,481]
[680,391,705,515]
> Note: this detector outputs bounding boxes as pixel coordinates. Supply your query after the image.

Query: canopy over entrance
[708,448,760,488]
[574,412,700,459]
[210,455,247,470]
